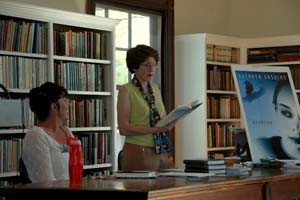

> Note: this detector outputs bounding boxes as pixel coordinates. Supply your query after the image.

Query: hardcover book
[185,163,226,170]
[226,167,250,176]
[231,65,300,163]
[183,159,225,165]
[185,168,226,174]
[158,171,215,178]
[113,171,158,178]
[155,99,202,127]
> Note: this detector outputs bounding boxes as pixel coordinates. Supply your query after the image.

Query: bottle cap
[68,137,81,145]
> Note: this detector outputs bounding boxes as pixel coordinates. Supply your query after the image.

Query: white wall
[175,0,300,38]
[10,0,86,13]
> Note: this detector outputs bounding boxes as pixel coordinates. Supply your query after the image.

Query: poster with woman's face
[232,65,300,163]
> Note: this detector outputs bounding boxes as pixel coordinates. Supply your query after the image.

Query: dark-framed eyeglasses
[140,63,159,70]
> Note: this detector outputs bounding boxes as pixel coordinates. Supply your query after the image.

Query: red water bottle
[67,136,83,184]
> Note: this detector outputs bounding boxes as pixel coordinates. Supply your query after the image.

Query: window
[88,0,175,157]
[95,5,162,86]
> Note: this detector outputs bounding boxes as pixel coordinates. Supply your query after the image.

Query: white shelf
[0,90,112,96]
[0,171,19,178]
[70,127,112,132]
[175,33,243,167]
[0,127,112,134]
[249,61,300,66]
[0,50,47,59]
[207,119,241,123]
[0,129,28,134]
[206,61,236,67]
[54,55,111,64]
[4,88,30,94]
[207,90,237,95]
[68,91,111,96]
[3,87,113,98]
[83,163,112,170]
[208,146,235,152]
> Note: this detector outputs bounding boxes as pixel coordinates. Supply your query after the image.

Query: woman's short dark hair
[126,44,159,73]
[29,82,68,121]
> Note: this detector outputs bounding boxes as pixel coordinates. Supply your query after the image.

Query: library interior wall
[175,0,300,38]
[9,0,86,13]
[10,0,300,39]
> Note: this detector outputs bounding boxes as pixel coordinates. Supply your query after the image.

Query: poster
[231,65,300,163]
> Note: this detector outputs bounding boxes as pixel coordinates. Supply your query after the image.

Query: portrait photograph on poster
[231,65,300,163]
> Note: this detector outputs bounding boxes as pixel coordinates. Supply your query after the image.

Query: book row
[0,138,22,173]
[207,65,300,90]
[207,65,235,91]
[0,56,47,89]
[206,44,239,63]
[0,57,107,92]
[0,180,10,186]
[248,46,300,63]
[77,132,111,165]
[207,96,240,119]
[0,56,108,92]
[0,98,33,129]
[0,132,112,174]
[207,123,235,148]
[0,19,48,54]
[54,61,105,92]
[54,29,106,59]
[0,18,109,59]
[209,152,235,160]
[290,66,300,89]
[22,99,34,128]
[68,99,107,128]
[0,98,107,129]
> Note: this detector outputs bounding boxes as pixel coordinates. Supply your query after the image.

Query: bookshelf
[175,33,245,167]
[0,0,119,184]
[175,33,300,168]
[244,35,300,94]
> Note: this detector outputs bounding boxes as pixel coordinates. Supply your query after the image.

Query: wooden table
[1,168,300,200]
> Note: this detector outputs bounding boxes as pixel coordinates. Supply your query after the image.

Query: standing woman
[22,82,73,183]
[117,45,175,171]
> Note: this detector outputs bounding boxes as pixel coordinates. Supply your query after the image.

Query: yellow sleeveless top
[123,82,166,147]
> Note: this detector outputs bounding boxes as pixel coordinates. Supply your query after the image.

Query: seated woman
[22,82,73,183]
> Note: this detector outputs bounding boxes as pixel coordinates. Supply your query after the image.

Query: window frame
[95,5,162,86]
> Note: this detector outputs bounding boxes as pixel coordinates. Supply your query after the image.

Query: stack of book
[113,171,158,178]
[183,159,226,174]
[226,166,250,176]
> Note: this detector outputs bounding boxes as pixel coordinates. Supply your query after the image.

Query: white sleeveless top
[22,126,73,183]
